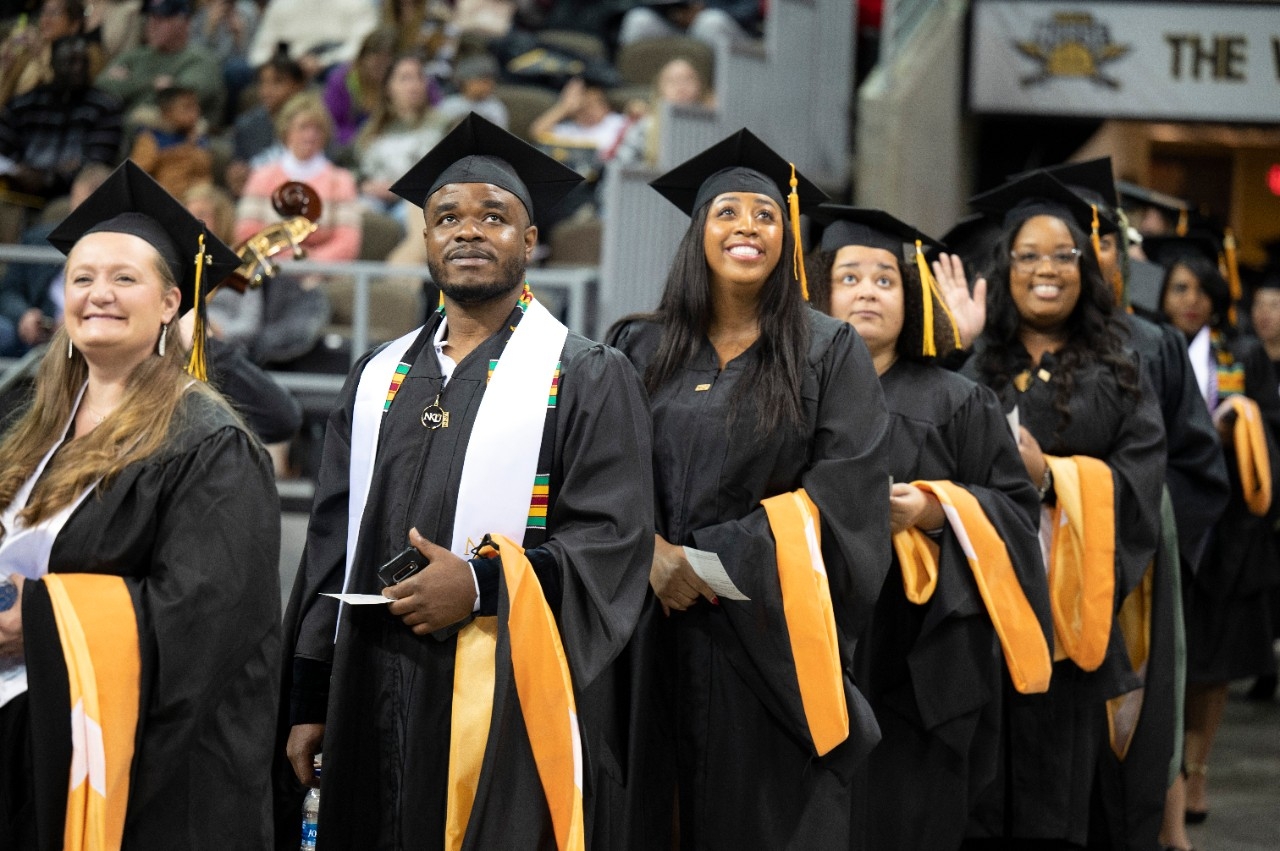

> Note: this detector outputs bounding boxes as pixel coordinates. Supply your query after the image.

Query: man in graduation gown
[278,114,654,850]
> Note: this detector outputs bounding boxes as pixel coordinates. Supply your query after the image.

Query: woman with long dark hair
[807,206,1052,851]
[608,131,892,849]
[1150,237,1280,830]
[960,172,1166,848]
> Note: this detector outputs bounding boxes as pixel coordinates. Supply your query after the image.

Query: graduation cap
[971,170,1119,238]
[389,112,583,226]
[1141,232,1221,269]
[939,213,1002,272]
[814,204,958,356]
[1116,180,1191,236]
[649,128,829,298]
[47,160,240,380]
[1010,158,1119,215]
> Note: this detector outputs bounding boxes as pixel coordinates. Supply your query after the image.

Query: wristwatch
[0,575,16,613]
[1037,466,1054,503]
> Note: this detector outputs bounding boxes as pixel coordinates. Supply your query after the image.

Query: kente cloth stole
[760,489,849,756]
[345,291,581,850]
[892,480,1052,695]
[1212,329,1245,401]
[1226,395,1272,516]
[43,573,141,851]
[1041,455,1115,672]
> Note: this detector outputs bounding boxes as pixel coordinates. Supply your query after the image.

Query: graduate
[0,161,281,848]
[806,206,1053,851]
[279,114,655,850]
[607,131,891,850]
[960,171,1167,848]
[1031,159,1230,851]
[1149,233,1280,834]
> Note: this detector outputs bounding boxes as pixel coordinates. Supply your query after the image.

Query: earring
[67,336,73,359]
[158,323,167,357]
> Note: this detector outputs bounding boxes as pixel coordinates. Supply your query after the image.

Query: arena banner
[968,1,1280,122]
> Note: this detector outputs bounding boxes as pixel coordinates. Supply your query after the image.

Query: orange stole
[761,489,849,756]
[1043,455,1115,672]
[442,537,585,851]
[43,574,141,851]
[1227,395,1272,516]
[892,480,1052,695]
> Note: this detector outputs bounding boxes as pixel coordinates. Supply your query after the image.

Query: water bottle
[300,756,321,850]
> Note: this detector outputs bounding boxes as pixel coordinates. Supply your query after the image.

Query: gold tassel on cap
[1176,209,1189,237]
[915,239,960,357]
[788,163,808,301]
[186,232,210,381]
[1224,227,1241,326]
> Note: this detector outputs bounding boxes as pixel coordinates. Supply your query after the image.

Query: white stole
[342,299,567,598]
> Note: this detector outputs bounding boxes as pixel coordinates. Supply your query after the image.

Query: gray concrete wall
[856,0,973,238]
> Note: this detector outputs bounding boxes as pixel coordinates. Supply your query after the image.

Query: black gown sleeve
[689,328,892,755]
[1152,321,1228,565]
[205,336,304,444]
[539,344,654,691]
[1105,368,1168,601]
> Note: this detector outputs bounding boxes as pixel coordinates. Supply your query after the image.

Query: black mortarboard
[648,128,827,217]
[47,160,239,379]
[389,112,583,225]
[970,170,1119,237]
[650,128,828,299]
[813,204,958,356]
[47,160,240,314]
[1116,181,1188,217]
[1141,232,1222,269]
[814,205,942,260]
[1010,157,1118,217]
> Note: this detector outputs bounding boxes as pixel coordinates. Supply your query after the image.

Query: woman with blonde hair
[0,161,280,847]
[235,91,361,366]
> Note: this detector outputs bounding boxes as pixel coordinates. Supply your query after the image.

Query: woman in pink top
[234,92,362,365]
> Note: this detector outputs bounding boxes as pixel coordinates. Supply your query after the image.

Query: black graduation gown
[7,391,281,850]
[1124,314,1229,568]
[855,360,1049,851]
[280,306,654,850]
[962,348,1166,846]
[1087,314,1223,851]
[1187,335,1280,684]
[608,310,891,851]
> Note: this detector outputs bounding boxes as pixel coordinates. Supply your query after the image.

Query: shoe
[1183,809,1208,825]
[1163,845,1195,851]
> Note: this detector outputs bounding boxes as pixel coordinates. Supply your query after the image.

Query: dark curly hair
[637,199,810,436]
[974,212,1139,438]
[806,247,957,362]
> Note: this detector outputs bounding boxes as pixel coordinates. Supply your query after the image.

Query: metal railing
[0,244,599,368]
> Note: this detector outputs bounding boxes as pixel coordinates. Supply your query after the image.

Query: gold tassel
[186,232,209,381]
[438,289,445,310]
[1224,227,1241,326]
[788,163,808,301]
[1176,208,1188,237]
[915,239,960,356]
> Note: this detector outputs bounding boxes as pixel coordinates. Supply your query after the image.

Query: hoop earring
[158,323,167,357]
[67,337,73,359]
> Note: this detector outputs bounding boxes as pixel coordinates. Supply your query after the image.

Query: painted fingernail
[712,596,720,606]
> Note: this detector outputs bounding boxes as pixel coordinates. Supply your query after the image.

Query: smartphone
[377,545,426,587]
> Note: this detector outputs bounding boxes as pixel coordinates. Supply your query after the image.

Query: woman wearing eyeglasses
[960,173,1165,849]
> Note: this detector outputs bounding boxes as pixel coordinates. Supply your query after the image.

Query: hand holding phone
[377,545,426,587]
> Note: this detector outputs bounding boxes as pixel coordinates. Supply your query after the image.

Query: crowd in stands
[0,0,742,365]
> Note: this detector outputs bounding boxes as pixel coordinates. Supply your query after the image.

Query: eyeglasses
[1010,248,1082,271]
